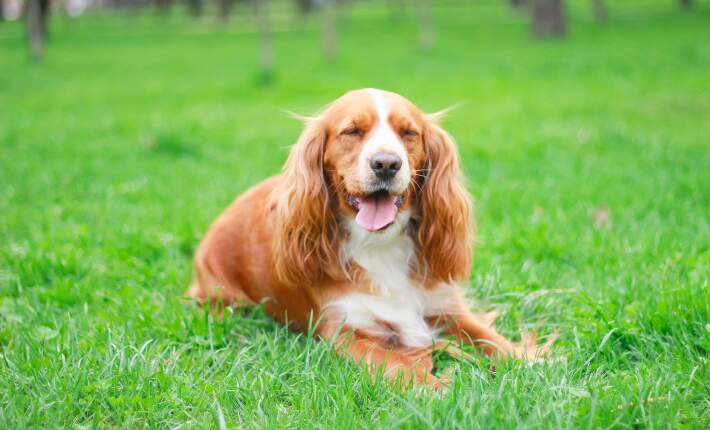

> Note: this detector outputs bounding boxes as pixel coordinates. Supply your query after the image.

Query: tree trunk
[321,0,337,59]
[531,0,566,38]
[26,0,50,59]
[592,0,606,23]
[295,0,312,15]
[41,0,49,37]
[218,0,234,22]
[1,0,5,22]
[679,0,692,9]
[187,0,203,17]
[417,0,434,50]
[253,0,273,78]
[155,0,173,14]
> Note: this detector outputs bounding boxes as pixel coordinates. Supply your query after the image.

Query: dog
[187,89,552,387]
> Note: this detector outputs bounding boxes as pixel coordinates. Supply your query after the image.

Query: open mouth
[347,190,404,232]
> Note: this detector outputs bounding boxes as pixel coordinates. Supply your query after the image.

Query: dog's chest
[326,217,453,347]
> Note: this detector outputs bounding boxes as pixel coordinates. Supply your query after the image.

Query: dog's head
[273,89,472,286]
[320,89,425,231]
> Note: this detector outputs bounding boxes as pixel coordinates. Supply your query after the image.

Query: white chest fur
[326,212,456,347]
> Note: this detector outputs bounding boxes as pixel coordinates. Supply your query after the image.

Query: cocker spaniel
[187,89,552,387]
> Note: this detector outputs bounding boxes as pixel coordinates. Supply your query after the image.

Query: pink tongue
[355,194,399,232]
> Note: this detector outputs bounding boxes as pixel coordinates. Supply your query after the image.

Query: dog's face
[273,88,472,285]
[322,89,427,232]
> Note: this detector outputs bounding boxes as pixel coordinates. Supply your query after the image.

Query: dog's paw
[511,330,558,363]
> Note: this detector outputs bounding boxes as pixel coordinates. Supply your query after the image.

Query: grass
[1,0,709,428]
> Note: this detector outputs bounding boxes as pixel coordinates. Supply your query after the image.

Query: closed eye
[400,129,419,138]
[341,127,364,137]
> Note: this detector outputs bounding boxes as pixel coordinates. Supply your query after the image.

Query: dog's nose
[369,153,402,179]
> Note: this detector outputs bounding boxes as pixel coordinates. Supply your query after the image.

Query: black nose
[369,152,402,179]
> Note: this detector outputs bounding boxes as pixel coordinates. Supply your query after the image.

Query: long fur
[414,119,474,284]
[271,117,343,286]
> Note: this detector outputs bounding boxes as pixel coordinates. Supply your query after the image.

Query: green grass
[1,1,709,428]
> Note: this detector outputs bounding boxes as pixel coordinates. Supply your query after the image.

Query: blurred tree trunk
[187,0,203,17]
[591,0,606,22]
[321,0,337,59]
[155,0,173,14]
[26,0,50,59]
[0,0,5,22]
[531,0,566,38]
[295,0,312,15]
[679,0,692,9]
[218,0,234,21]
[253,0,273,78]
[417,0,434,50]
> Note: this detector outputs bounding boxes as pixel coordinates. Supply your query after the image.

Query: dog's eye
[341,127,363,137]
[400,129,419,138]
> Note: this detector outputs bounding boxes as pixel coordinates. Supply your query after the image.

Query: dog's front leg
[435,309,555,361]
[318,321,442,388]
[438,311,515,357]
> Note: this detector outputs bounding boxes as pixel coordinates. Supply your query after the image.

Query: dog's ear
[415,118,473,283]
[272,118,341,286]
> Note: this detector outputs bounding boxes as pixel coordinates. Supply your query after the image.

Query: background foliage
[1,1,709,428]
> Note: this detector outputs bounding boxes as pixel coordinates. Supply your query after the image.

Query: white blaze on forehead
[369,89,390,124]
[357,90,410,193]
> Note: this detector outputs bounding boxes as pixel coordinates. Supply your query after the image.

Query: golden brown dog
[187,89,551,387]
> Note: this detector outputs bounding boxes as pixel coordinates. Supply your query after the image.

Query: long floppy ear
[271,118,341,286]
[416,118,474,284]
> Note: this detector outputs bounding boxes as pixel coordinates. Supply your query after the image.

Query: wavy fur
[415,118,474,283]
[271,118,343,286]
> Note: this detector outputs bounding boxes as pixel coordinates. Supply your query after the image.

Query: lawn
[1,1,709,428]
